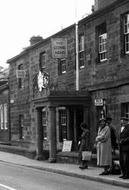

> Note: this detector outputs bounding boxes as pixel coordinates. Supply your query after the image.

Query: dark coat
[119,124,129,152]
[79,128,90,151]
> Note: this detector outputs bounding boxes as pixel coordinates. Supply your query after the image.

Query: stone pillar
[48,106,56,163]
[35,108,43,160]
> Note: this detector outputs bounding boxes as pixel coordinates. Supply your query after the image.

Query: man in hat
[106,117,117,153]
[119,116,129,179]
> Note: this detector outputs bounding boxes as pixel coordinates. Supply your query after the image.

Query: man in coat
[119,116,129,179]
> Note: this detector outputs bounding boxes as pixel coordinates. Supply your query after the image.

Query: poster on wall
[62,140,72,152]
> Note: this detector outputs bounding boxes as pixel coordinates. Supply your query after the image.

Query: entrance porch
[33,91,91,162]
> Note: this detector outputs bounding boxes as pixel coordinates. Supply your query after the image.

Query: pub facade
[7,0,129,162]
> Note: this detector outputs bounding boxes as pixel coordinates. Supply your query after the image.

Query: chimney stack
[30,36,43,46]
[94,0,117,11]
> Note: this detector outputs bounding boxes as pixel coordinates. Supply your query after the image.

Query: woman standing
[96,118,112,175]
[78,122,90,169]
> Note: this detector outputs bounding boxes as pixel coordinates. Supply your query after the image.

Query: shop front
[33,91,91,162]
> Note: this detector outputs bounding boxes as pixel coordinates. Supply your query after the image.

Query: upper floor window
[79,34,85,69]
[18,64,24,89]
[58,59,66,75]
[124,13,129,54]
[99,33,107,62]
[96,22,107,63]
[39,52,46,70]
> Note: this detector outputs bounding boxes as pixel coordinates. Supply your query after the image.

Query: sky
[0,0,94,68]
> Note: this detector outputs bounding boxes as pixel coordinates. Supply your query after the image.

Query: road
[0,161,128,190]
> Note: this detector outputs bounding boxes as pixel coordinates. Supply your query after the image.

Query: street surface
[0,161,128,190]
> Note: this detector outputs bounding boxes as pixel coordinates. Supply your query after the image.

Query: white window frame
[79,35,85,69]
[60,59,66,74]
[0,105,4,130]
[42,108,47,140]
[124,13,129,54]
[4,104,8,130]
[99,33,107,62]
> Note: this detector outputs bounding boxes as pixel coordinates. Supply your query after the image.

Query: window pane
[99,33,107,61]
[0,105,4,130]
[60,59,66,74]
[40,52,46,69]
[4,104,7,130]
[79,35,84,51]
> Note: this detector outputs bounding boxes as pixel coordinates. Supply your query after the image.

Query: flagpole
[75,0,79,91]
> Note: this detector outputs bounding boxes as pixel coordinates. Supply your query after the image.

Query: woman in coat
[78,122,90,169]
[96,118,112,175]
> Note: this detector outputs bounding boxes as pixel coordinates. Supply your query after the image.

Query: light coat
[96,125,112,166]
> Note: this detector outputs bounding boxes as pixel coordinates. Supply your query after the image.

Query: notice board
[62,140,72,152]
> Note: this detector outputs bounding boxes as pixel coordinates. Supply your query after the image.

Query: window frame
[124,13,129,54]
[59,108,67,142]
[18,64,24,89]
[19,114,24,140]
[39,52,46,70]
[0,104,8,130]
[99,33,107,62]
[42,109,47,140]
[79,34,85,69]
[121,102,129,119]
[58,58,66,75]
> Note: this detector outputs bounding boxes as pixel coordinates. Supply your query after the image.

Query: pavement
[0,151,129,188]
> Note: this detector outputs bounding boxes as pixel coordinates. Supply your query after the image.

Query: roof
[7,24,75,64]
[79,0,128,25]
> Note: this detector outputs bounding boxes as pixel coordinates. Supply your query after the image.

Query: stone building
[77,0,129,142]
[7,0,129,162]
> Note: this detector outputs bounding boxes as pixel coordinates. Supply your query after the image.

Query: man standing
[119,117,129,179]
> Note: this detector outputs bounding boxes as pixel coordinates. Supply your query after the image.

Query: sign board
[51,38,67,59]
[94,99,103,106]
[16,70,25,79]
[62,140,72,152]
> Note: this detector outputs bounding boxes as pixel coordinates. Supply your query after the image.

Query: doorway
[69,106,83,151]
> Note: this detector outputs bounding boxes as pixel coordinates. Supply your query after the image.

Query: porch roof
[33,90,91,108]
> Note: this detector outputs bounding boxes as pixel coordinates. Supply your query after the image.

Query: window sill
[79,66,85,69]
[97,59,108,65]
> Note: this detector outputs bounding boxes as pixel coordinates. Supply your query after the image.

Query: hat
[99,118,106,122]
[120,116,129,121]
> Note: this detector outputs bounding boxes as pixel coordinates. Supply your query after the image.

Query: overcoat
[79,128,90,152]
[96,125,112,166]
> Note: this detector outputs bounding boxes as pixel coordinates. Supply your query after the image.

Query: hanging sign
[94,99,103,106]
[51,38,67,59]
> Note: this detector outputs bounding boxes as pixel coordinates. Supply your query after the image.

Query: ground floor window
[59,108,67,142]
[19,114,24,139]
[42,108,47,140]
[0,104,8,130]
[121,102,129,118]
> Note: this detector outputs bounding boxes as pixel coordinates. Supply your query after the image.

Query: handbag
[82,151,92,161]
